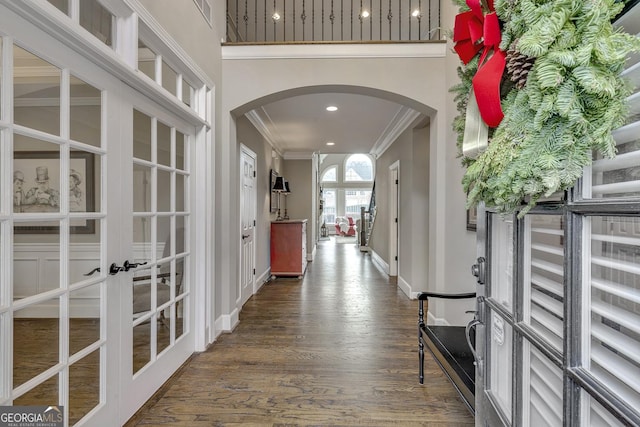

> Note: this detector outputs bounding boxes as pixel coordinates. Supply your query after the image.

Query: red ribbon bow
[453,0,505,128]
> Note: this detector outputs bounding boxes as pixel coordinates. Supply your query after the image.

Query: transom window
[321,166,337,183]
[344,154,373,181]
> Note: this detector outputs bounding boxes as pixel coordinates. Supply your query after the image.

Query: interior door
[389,164,398,276]
[119,104,195,423]
[239,146,256,306]
[3,20,120,426]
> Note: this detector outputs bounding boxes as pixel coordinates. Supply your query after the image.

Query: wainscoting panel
[13,243,163,318]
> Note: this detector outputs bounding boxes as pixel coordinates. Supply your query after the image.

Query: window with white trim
[344,154,373,181]
[321,166,337,183]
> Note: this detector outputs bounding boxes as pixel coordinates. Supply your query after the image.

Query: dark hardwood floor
[126,237,475,426]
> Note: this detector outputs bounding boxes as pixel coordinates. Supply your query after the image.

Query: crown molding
[370,106,421,158]
[222,41,446,60]
[245,109,284,156]
[283,152,314,160]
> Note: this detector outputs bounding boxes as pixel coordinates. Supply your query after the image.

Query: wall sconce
[272,176,286,221]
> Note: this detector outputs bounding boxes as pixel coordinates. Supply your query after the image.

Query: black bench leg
[419,299,425,384]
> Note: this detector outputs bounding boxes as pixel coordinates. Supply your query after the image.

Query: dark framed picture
[14,151,95,234]
[270,169,278,213]
[466,204,477,231]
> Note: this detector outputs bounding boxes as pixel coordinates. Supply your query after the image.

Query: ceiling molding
[283,152,314,160]
[222,42,446,60]
[245,109,284,156]
[370,106,421,158]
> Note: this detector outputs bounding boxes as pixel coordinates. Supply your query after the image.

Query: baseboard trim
[255,268,271,293]
[370,250,389,276]
[307,244,316,262]
[215,308,240,333]
[397,275,412,298]
[427,311,450,326]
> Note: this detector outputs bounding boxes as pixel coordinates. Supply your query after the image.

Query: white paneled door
[0,8,195,427]
[239,146,256,306]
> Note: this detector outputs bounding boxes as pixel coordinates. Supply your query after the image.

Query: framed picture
[270,169,278,213]
[14,151,95,234]
[466,204,477,231]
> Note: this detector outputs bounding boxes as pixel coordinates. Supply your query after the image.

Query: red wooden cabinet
[270,220,307,278]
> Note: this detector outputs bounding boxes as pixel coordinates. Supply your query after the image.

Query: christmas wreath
[451,0,640,215]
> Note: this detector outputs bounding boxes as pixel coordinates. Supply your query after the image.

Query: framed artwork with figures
[13,151,95,234]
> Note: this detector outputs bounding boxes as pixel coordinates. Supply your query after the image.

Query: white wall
[282,159,314,257]
[437,0,478,325]
[138,0,224,80]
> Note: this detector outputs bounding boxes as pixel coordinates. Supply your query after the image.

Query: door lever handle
[242,234,250,240]
[84,267,101,276]
[123,260,148,271]
[109,263,124,275]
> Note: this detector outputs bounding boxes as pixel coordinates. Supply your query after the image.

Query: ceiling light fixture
[360,10,370,18]
[326,142,335,146]
[272,12,281,21]
[326,106,338,112]
[412,9,421,18]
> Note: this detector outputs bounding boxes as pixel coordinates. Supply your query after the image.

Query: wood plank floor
[126,238,475,426]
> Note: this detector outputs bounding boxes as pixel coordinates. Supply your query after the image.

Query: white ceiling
[246,92,422,157]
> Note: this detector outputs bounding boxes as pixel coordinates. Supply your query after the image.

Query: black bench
[418,291,476,414]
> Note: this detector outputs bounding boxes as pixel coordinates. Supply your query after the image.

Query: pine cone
[506,44,535,89]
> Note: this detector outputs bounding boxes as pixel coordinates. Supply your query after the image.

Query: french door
[474,5,639,426]
[475,203,640,426]
[0,9,195,426]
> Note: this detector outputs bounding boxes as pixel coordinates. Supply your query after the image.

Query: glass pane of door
[9,42,107,425]
[487,308,513,422]
[130,108,190,376]
[583,391,626,427]
[490,214,514,312]
[524,343,563,426]
[524,214,565,351]
[586,216,640,410]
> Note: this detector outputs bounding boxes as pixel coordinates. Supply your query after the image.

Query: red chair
[345,217,357,236]
[334,217,356,236]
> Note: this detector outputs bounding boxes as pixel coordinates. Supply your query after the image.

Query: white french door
[0,7,195,426]
[118,101,195,425]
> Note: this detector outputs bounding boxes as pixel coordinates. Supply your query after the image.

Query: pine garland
[453,0,640,215]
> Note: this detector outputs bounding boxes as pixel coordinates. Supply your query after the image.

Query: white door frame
[238,144,257,307]
[389,161,399,276]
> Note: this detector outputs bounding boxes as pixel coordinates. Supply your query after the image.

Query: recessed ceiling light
[412,9,421,17]
[361,10,370,18]
[272,12,281,21]
[326,106,338,112]
[326,141,335,146]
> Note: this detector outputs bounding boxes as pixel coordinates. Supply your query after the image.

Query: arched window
[321,166,337,182]
[344,154,373,181]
